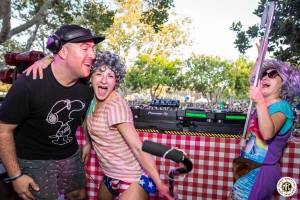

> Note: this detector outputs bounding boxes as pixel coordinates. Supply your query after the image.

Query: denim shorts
[18,148,86,200]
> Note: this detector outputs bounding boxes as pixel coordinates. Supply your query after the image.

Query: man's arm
[0,122,20,177]
[23,55,54,79]
[0,122,39,200]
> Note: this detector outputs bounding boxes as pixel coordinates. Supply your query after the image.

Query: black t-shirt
[0,67,93,160]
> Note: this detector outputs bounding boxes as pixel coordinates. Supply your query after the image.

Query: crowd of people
[0,24,300,200]
[128,100,249,113]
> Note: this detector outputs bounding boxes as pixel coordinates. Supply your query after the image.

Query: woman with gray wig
[86,51,172,200]
[91,51,126,88]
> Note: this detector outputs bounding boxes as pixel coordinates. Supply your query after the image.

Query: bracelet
[46,55,54,62]
[4,172,23,183]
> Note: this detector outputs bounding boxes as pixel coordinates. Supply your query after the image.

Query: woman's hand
[256,37,268,58]
[249,81,264,104]
[81,143,91,164]
[23,55,53,79]
[157,182,175,200]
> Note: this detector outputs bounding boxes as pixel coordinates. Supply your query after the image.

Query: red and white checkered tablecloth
[76,128,300,200]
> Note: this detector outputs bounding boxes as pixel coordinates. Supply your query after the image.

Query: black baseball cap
[55,24,104,44]
[47,24,105,53]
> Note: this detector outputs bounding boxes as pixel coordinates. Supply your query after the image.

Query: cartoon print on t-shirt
[243,114,268,163]
[46,99,85,145]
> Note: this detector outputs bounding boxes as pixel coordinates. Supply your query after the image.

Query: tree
[227,57,252,100]
[0,0,115,69]
[141,0,174,32]
[125,54,182,99]
[230,0,300,65]
[103,0,190,66]
[77,2,115,44]
[1,0,53,44]
[0,0,115,50]
[0,0,181,59]
[1,0,79,45]
[185,54,232,103]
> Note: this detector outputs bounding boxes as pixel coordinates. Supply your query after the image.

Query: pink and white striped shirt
[87,93,142,182]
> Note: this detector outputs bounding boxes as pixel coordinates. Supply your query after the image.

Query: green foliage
[104,0,190,66]
[141,0,175,32]
[3,0,115,52]
[125,54,182,99]
[3,0,185,59]
[230,22,258,54]
[171,71,189,91]
[183,55,252,102]
[227,57,252,100]
[231,0,300,65]
[11,0,82,28]
[184,54,233,102]
[79,2,115,34]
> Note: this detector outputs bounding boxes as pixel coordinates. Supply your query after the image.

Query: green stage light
[185,112,207,118]
[225,115,246,120]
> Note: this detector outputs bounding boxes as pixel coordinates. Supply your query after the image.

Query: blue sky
[172,0,261,61]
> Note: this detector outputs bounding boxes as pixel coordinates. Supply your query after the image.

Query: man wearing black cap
[0,24,104,200]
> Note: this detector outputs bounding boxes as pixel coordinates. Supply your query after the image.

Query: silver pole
[240,1,276,150]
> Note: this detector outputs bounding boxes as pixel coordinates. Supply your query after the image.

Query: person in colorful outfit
[232,54,300,199]
[85,51,172,200]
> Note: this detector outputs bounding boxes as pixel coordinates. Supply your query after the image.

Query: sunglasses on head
[261,70,281,79]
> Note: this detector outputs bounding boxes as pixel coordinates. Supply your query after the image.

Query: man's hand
[12,174,39,200]
[81,143,91,164]
[23,56,53,79]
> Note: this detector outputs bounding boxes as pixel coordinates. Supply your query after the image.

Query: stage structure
[76,102,299,199]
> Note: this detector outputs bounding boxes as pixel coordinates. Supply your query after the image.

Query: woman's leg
[98,182,114,200]
[66,188,86,200]
[120,182,148,200]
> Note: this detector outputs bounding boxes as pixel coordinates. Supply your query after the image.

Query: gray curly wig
[261,59,300,102]
[91,51,126,87]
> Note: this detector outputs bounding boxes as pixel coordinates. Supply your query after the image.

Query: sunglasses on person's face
[261,70,281,79]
